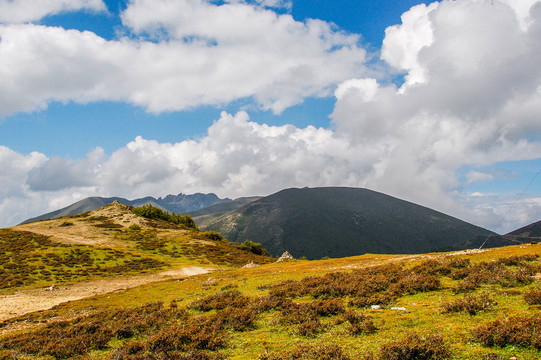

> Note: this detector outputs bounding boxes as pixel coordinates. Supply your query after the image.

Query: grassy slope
[1,242,540,359]
[0,202,272,295]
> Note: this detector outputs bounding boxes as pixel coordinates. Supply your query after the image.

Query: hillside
[1,201,272,318]
[21,192,231,224]
[200,187,496,259]
[505,219,541,242]
[1,241,540,360]
[190,196,261,227]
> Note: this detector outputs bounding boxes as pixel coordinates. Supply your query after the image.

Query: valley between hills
[0,194,540,359]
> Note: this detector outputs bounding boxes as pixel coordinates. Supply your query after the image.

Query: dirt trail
[0,266,212,325]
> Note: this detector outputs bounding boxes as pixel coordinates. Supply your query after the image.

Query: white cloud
[463,193,541,235]
[26,148,105,191]
[332,0,541,229]
[0,146,47,197]
[253,0,291,9]
[334,78,379,102]
[223,0,292,9]
[0,0,366,117]
[465,171,495,184]
[1,0,541,236]
[0,0,106,23]
[381,2,438,89]
[500,0,540,30]
[3,109,540,234]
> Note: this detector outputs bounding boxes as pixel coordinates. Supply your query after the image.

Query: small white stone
[391,307,407,311]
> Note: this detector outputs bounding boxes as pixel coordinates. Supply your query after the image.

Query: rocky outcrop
[276,251,294,262]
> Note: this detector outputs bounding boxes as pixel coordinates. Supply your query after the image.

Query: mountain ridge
[20,192,231,224]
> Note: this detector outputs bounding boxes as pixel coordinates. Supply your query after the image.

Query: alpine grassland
[1,202,540,359]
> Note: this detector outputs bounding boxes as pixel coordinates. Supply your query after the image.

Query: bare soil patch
[0,266,212,328]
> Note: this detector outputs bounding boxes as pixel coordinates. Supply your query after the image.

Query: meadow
[1,243,540,359]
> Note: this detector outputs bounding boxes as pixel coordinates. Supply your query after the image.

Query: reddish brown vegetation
[378,333,451,360]
[259,343,352,360]
[441,294,496,315]
[472,314,541,349]
[523,288,541,305]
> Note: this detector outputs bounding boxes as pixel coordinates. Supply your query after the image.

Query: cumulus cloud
[4,110,540,233]
[1,0,541,235]
[0,0,366,117]
[0,146,47,197]
[381,2,438,89]
[332,0,541,227]
[0,0,106,23]
[26,148,105,191]
[463,193,541,235]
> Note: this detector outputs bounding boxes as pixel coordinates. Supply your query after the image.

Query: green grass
[0,229,166,292]
[0,217,272,294]
[1,244,541,359]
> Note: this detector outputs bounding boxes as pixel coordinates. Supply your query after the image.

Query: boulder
[277,251,294,262]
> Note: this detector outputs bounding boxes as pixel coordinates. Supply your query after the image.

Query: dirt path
[0,266,213,325]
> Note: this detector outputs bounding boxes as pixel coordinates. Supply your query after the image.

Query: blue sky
[1,0,422,158]
[0,0,540,233]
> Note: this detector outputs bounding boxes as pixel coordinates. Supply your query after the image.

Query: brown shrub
[310,299,345,316]
[379,333,451,360]
[110,349,223,360]
[495,267,533,288]
[211,306,258,331]
[259,343,351,360]
[280,303,316,325]
[147,321,226,352]
[339,310,377,335]
[388,273,441,296]
[297,318,325,337]
[445,257,471,269]
[113,340,147,356]
[524,288,541,305]
[452,275,483,294]
[497,254,538,266]
[348,293,394,309]
[254,294,293,312]
[412,259,450,276]
[451,256,539,293]
[499,289,521,296]
[0,302,190,358]
[268,263,442,304]
[472,314,541,349]
[441,294,496,315]
[188,290,251,311]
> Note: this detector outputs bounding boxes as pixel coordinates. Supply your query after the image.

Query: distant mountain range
[450,219,541,250]
[21,193,232,224]
[505,219,541,242]
[21,187,537,259]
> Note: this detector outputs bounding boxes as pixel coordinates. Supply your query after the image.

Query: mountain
[157,193,231,214]
[21,193,231,224]
[200,187,497,259]
[504,219,541,243]
[189,196,262,227]
[450,234,524,250]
